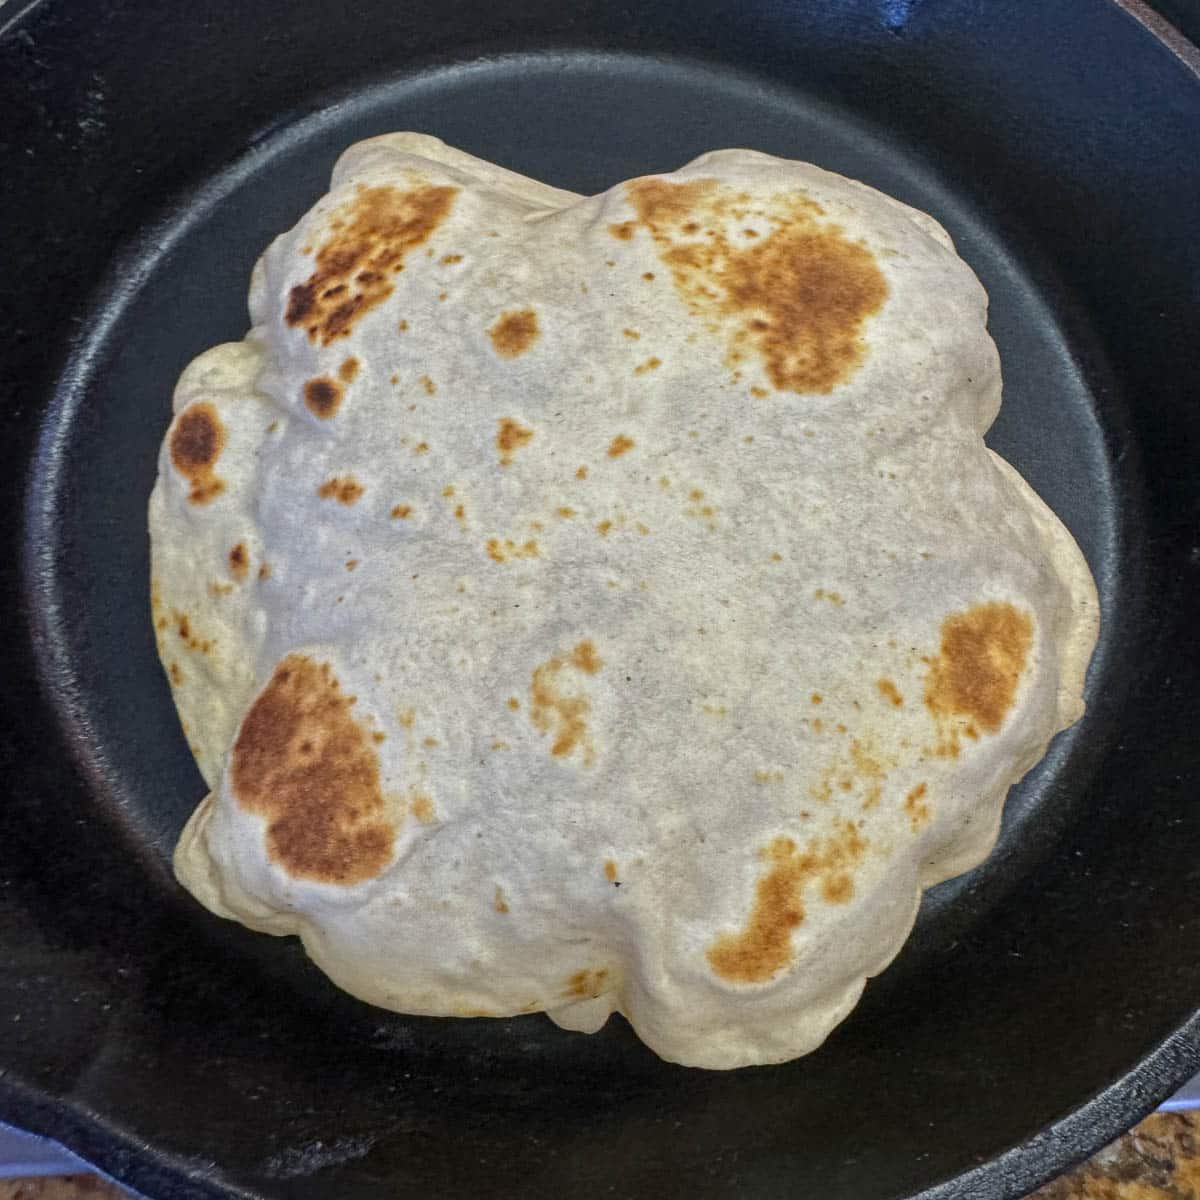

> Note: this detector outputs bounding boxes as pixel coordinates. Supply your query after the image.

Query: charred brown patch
[173,610,213,655]
[409,793,436,823]
[625,178,888,394]
[228,542,249,579]
[496,417,534,466]
[231,654,394,884]
[285,183,458,345]
[169,402,227,504]
[924,602,1033,756]
[488,308,540,359]
[707,822,867,984]
[317,476,364,505]
[303,376,344,419]
[529,640,602,765]
[904,782,930,830]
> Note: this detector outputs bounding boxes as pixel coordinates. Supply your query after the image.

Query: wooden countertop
[1,1112,1197,1199]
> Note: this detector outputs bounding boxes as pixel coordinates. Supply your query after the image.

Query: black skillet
[2,2,1199,1197]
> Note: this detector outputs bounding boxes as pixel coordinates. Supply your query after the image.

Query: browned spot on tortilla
[707,823,867,984]
[258,563,272,581]
[391,503,412,519]
[493,886,510,914]
[419,375,436,395]
[285,183,458,345]
[904,782,930,830]
[924,602,1033,757]
[814,588,845,606]
[317,476,364,505]
[507,696,520,710]
[169,402,227,504]
[339,357,360,383]
[564,968,610,999]
[877,678,904,707]
[529,641,602,765]
[626,177,888,393]
[489,308,540,358]
[850,738,886,810]
[633,357,661,375]
[622,328,641,340]
[569,640,602,674]
[409,793,436,823]
[412,441,430,455]
[604,859,618,882]
[810,727,891,807]
[228,542,249,579]
[608,221,636,240]
[810,693,823,705]
[642,271,655,280]
[496,417,534,465]
[230,654,394,884]
[607,434,635,458]
[172,610,213,654]
[575,465,588,480]
[303,376,344,419]
[168,661,183,686]
[440,253,463,265]
[822,873,854,904]
[595,520,612,537]
[344,559,358,571]
[486,537,539,563]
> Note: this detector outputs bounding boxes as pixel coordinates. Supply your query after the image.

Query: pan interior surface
[26,43,1118,1181]
[4,7,1199,1200]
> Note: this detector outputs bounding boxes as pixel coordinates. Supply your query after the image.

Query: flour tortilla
[150,134,1098,1068]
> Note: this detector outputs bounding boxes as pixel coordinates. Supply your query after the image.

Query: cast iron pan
[2,2,1199,1197]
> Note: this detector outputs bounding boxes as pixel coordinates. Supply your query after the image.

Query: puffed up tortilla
[150,134,1098,1068]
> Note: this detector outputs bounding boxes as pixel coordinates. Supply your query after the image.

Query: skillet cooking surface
[2,3,1199,1199]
